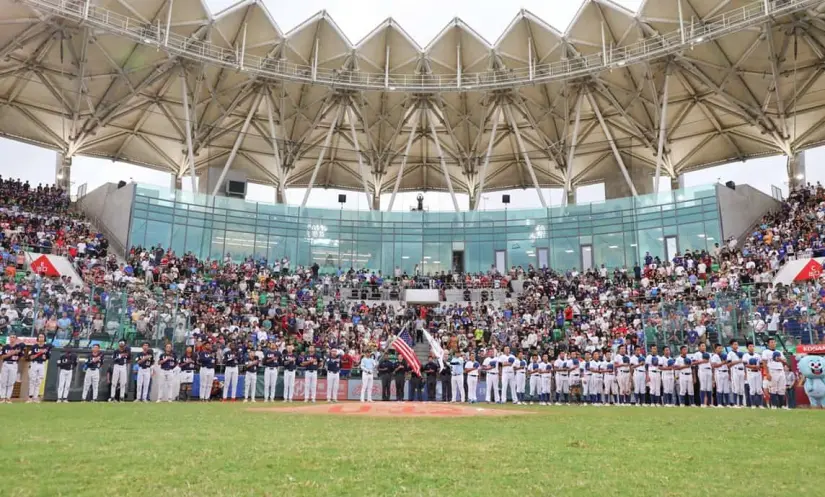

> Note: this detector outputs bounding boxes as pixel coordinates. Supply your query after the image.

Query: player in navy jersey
[56,349,77,403]
[222,342,240,401]
[178,346,197,401]
[325,348,341,402]
[109,340,131,402]
[262,342,281,402]
[282,345,298,402]
[82,344,104,402]
[135,342,154,402]
[198,342,216,402]
[27,333,50,403]
[243,351,259,402]
[157,343,177,402]
[0,335,25,403]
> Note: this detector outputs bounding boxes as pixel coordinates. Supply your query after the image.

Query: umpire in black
[423,356,439,401]
[439,357,452,402]
[393,356,407,401]
[378,354,393,401]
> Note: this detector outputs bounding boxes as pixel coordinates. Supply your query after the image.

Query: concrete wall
[715,183,781,241]
[77,182,136,254]
[197,166,247,197]
[604,165,653,200]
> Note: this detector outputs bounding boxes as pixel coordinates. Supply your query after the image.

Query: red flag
[794,259,823,281]
[30,255,59,277]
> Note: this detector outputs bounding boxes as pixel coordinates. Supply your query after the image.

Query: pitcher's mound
[247,402,533,418]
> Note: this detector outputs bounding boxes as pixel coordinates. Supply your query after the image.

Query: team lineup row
[0,335,793,408]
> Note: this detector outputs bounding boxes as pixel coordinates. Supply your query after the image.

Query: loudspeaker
[117,180,126,189]
[338,194,347,203]
[725,181,736,190]
[502,194,511,204]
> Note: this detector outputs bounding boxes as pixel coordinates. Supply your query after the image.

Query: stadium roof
[1,0,825,208]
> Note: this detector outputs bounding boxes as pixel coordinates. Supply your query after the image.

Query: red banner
[796,344,825,355]
[30,255,59,277]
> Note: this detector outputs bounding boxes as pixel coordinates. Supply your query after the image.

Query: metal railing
[22,0,820,92]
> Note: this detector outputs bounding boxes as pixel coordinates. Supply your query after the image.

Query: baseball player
[465,352,480,404]
[589,351,604,405]
[262,342,280,402]
[56,349,77,403]
[711,343,730,408]
[178,347,197,401]
[603,351,617,405]
[675,346,694,407]
[692,342,713,408]
[109,340,131,402]
[301,345,321,403]
[482,349,500,403]
[326,349,341,403]
[157,343,177,402]
[581,351,593,405]
[499,346,517,404]
[514,351,527,404]
[646,345,662,406]
[449,352,465,403]
[630,350,647,406]
[554,351,570,405]
[742,342,763,408]
[0,335,24,403]
[614,346,632,405]
[26,334,50,403]
[359,352,376,402]
[81,344,104,402]
[527,353,541,404]
[661,346,676,406]
[727,339,746,408]
[243,351,259,403]
[568,352,582,404]
[282,345,297,402]
[222,343,240,401]
[539,354,553,405]
[198,342,216,402]
[762,338,787,409]
[134,342,154,403]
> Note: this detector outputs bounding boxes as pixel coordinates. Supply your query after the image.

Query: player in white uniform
[675,346,695,407]
[614,346,632,405]
[568,353,582,404]
[711,343,730,408]
[539,354,553,406]
[464,352,480,404]
[589,351,604,405]
[762,338,788,409]
[554,352,569,405]
[527,354,542,404]
[499,346,517,404]
[450,353,465,403]
[645,345,662,406]
[581,352,593,405]
[660,347,676,406]
[603,351,617,405]
[482,350,500,403]
[692,342,713,408]
[514,351,527,404]
[630,351,647,406]
[742,342,763,408]
[727,339,747,407]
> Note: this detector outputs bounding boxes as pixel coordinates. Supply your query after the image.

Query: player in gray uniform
[646,345,662,406]
[711,343,730,408]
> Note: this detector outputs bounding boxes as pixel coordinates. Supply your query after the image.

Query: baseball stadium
[1,0,825,495]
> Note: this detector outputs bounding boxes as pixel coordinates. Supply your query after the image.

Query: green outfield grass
[1,403,822,497]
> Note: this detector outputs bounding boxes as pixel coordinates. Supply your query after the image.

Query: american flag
[392,327,421,376]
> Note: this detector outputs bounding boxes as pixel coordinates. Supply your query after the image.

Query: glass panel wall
[128,184,722,274]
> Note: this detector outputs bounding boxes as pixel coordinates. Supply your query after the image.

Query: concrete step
[414,341,430,364]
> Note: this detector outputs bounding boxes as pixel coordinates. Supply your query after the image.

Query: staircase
[414,341,431,364]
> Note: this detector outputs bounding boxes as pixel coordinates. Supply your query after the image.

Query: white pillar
[211,92,262,197]
[475,106,500,210]
[180,71,196,193]
[504,104,546,208]
[302,104,342,207]
[427,109,460,212]
[562,92,583,206]
[388,109,419,211]
[654,71,671,193]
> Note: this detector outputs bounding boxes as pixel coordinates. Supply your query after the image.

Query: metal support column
[387,109,419,211]
[211,91,262,197]
[180,70,196,192]
[475,106,500,210]
[654,71,671,193]
[504,104,546,207]
[427,107,460,212]
[562,91,583,206]
[347,106,376,209]
[164,0,174,47]
[302,104,342,207]
[264,90,284,202]
[587,91,638,196]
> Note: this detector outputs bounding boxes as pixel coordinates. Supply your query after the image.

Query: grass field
[1,402,823,497]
